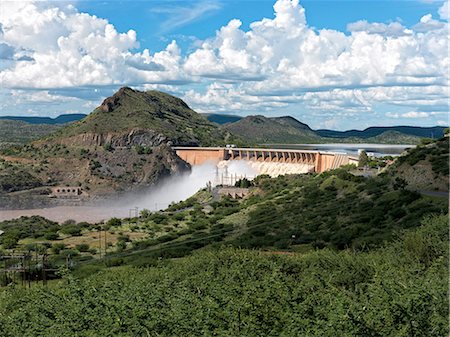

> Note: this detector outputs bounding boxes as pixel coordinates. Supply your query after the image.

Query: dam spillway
[173,147,359,173]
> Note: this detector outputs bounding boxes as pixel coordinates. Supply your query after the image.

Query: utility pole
[99,227,102,258]
[104,226,107,257]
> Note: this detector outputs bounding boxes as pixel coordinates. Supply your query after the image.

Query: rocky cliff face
[56,129,171,148]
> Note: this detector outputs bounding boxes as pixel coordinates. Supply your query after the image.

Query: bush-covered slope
[0,215,447,337]
[203,113,243,125]
[222,115,321,144]
[0,120,63,149]
[232,171,447,250]
[386,137,449,191]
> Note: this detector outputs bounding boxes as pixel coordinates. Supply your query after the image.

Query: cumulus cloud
[347,20,412,36]
[438,0,449,20]
[0,0,448,128]
[180,0,449,126]
[413,14,446,31]
[0,1,188,89]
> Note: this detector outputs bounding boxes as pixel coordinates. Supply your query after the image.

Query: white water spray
[0,159,315,223]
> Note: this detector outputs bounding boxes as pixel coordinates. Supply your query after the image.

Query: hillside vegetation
[222,115,321,144]
[0,215,447,337]
[386,137,449,191]
[0,138,447,336]
[0,120,62,149]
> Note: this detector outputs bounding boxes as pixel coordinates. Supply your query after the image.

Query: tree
[358,150,369,167]
[235,178,253,188]
[106,218,122,227]
[1,233,19,249]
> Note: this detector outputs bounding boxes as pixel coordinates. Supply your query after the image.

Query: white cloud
[151,0,222,33]
[401,111,430,118]
[347,20,412,36]
[0,0,448,128]
[0,1,188,89]
[438,0,449,20]
[10,90,78,104]
[180,0,449,124]
[413,14,446,31]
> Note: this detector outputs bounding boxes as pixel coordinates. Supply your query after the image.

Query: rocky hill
[0,88,236,204]
[46,87,232,148]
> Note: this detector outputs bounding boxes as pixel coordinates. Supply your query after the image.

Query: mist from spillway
[117,160,259,212]
[0,159,315,223]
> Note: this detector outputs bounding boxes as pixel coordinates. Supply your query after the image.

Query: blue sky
[75,1,446,55]
[0,0,448,130]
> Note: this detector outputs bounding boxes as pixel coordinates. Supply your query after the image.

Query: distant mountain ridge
[2,111,445,144]
[0,114,87,125]
[317,126,446,139]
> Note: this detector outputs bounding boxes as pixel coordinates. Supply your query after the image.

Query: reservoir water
[266,143,413,156]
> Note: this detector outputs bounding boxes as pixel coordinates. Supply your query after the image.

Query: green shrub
[75,244,90,252]
[60,225,82,237]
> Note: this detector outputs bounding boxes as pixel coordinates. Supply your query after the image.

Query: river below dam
[0,161,259,223]
[0,143,414,223]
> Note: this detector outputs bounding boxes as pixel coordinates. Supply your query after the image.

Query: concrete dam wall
[174,147,358,175]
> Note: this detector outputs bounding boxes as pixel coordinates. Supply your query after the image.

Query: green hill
[222,115,426,145]
[202,113,243,124]
[364,130,424,144]
[49,87,233,147]
[222,115,321,144]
